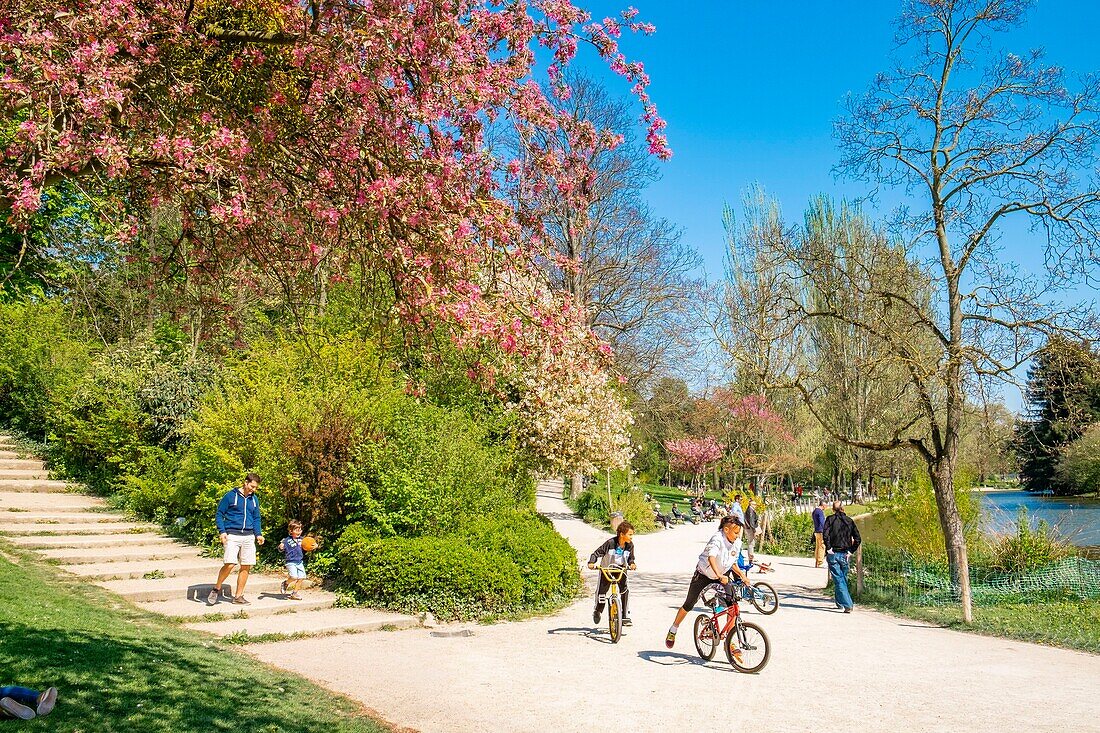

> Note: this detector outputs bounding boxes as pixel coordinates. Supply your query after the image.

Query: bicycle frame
[708,600,742,641]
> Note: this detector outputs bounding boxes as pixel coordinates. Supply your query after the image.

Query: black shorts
[680,569,720,612]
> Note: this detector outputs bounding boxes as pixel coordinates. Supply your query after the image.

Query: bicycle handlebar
[592,565,628,581]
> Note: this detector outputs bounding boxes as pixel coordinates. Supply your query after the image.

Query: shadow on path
[546,626,617,645]
[636,649,733,671]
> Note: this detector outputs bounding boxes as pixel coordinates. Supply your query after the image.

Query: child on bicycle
[587,521,637,626]
[665,515,751,648]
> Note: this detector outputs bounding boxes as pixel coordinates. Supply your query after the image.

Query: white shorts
[223,534,257,566]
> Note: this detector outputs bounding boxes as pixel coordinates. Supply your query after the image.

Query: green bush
[461,513,581,607]
[0,300,93,437]
[568,483,656,533]
[757,507,814,555]
[336,514,579,620]
[336,524,525,620]
[345,397,532,538]
[887,471,982,561]
[47,339,215,493]
[983,506,1073,572]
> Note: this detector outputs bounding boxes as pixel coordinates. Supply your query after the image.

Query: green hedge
[757,508,814,555]
[337,513,580,620]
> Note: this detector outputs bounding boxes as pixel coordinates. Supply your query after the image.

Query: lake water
[978,490,1100,546]
[855,490,1100,549]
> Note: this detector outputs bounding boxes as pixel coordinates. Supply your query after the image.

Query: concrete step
[0,479,76,492]
[37,544,201,564]
[0,511,129,524]
[60,558,218,581]
[0,451,30,460]
[139,591,336,620]
[14,533,181,549]
[97,574,289,603]
[186,606,420,639]
[0,470,49,480]
[0,521,155,535]
[0,460,46,470]
[0,492,105,511]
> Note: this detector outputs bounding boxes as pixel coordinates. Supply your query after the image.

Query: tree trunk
[928,456,973,622]
[570,473,585,500]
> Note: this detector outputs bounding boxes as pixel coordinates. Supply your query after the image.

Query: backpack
[744,504,759,530]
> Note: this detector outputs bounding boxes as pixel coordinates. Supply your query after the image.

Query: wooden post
[855,545,865,596]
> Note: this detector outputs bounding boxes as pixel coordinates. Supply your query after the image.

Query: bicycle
[593,565,628,643]
[692,584,771,672]
[735,578,779,614]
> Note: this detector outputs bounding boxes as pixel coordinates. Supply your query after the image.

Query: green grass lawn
[858,592,1100,654]
[0,549,390,732]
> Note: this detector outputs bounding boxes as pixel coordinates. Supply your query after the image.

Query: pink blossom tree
[1,0,668,352]
[1,0,670,471]
[664,436,723,488]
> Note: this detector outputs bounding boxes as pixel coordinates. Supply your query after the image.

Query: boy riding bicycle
[587,521,637,626]
[665,515,750,648]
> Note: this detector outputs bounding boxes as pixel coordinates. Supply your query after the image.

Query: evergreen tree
[1014,337,1100,495]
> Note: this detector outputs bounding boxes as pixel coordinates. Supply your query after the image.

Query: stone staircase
[0,433,420,640]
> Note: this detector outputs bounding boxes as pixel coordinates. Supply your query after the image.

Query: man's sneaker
[843,606,853,614]
[232,596,251,605]
[622,616,632,627]
[592,606,602,624]
[664,629,676,649]
[36,687,57,717]
[0,697,36,720]
[206,588,221,606]
[289,592,303,600]
[281,579,288,594]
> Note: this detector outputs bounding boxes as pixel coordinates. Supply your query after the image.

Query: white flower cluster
[512,326,634,473]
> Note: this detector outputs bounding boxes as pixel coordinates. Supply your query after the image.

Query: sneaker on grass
[36,688,57,717]
[0,698,36,721]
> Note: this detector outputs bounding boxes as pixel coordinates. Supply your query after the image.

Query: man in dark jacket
[822,501,861,613]
[207,473,265,606]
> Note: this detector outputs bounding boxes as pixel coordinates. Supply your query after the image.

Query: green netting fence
[858,545,1100,606]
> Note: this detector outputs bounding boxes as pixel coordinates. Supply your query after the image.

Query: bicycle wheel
[693,613,718,661]
[749,582,779,615]
[726,621,770,673]
[607,591,622,643]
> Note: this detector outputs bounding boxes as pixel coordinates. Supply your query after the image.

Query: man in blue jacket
[207,473,265,605]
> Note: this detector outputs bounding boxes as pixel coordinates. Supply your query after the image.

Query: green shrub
[345,397,531,537]
[48,338,214,493]
[984,506,1073,572]
[336,524,525,620]
[0,300,93,437]
[887,471,982,561]
[612,490,657,533]
[461,513,581,607]
[758,507,814,555]
[337,514,580,620]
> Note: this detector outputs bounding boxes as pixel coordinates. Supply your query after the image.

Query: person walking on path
[743,500,759,563]
[812,500,827,568]
[664,515,751,648]
[207,473,265,606]
[822,501,861,613]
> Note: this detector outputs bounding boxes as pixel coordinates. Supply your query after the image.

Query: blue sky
[575,1,1100,408]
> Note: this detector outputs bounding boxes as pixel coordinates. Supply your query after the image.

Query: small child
[278,520,307,600]
[586,521,637,626]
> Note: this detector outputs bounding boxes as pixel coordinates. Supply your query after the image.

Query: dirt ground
[244,486,1100,733]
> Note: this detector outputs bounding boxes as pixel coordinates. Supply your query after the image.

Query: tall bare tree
[519,74,701,387]
[832,0,1100,619]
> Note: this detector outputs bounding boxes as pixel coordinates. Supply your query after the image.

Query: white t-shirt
[697,530,743,580]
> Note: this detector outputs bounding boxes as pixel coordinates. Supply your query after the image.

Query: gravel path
[245,483,1100,733]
